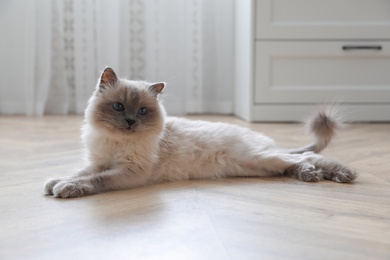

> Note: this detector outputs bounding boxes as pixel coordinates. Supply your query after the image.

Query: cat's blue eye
[138,107,147,115]
[112,102,124,112]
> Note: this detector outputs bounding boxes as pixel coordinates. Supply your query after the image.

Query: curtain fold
[0,0,234,116]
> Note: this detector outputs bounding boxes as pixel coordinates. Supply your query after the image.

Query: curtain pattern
[0,0,234,116]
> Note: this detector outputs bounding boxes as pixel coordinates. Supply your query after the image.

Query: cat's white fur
[45,68,358,198]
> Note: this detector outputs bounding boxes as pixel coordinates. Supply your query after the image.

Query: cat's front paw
[52,180,94,198]
[44,178,63,195]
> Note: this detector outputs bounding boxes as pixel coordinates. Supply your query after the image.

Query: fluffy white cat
[45,67,358,198]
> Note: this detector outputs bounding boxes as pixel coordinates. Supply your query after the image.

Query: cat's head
[85,67,166,138]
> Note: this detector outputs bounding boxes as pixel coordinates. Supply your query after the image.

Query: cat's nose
[125,118,136,127]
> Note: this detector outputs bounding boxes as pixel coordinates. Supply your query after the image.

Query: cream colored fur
[44,68,358,198]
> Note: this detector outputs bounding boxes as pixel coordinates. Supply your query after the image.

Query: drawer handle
[342,45,382,51]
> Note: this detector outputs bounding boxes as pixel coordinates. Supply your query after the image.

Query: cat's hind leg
[234,151,316,178]
[310,155,358,183]
[285,152,358,183]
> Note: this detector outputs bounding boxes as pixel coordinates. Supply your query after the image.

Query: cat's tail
[287,106,344,154]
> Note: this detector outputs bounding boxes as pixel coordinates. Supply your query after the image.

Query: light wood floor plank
[0,115,389,259]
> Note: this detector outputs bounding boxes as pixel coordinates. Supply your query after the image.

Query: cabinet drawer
[254,41,390,104]
[256,0,390,39]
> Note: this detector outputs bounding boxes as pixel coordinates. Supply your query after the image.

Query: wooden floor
[0,115,389,260]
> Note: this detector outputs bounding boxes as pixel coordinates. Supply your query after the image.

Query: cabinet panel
[256,0,390,39]
[255,42,390,103]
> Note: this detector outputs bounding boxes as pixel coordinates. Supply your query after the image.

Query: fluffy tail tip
[305,106,345,153]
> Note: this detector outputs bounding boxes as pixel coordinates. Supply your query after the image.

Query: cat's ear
[99,67,118,90]
[148,82,165,97]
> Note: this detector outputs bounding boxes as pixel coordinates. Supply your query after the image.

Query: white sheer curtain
[0,0,234,116]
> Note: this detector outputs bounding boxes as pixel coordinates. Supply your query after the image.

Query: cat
[44,67,358,198]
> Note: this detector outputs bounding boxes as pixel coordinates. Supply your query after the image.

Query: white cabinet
[255,42,390,103]
[235,0,390,121]
[256,0,390,39]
